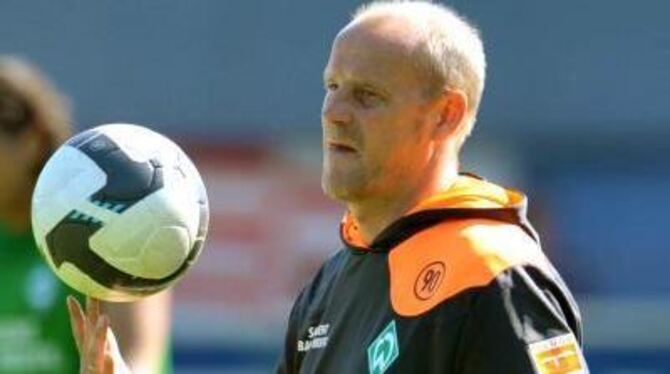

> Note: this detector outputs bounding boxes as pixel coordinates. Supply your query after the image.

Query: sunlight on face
[0,131,34,212]
[321,17,439,204]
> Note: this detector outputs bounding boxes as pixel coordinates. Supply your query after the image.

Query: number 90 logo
[413,261,446,300]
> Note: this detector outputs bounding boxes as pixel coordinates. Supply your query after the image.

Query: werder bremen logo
[367,320,399,374]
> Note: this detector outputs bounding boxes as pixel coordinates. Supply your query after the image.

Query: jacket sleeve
[455,265,588,374]
[276,288,307,374]
[275,251,340,374]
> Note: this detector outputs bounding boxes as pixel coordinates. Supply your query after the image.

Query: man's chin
[321,178,365,203]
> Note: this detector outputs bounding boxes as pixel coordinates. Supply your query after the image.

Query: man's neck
[348,194,414,245]
[348,168,458,244]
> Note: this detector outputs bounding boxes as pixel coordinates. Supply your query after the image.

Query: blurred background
[1,0,668,372]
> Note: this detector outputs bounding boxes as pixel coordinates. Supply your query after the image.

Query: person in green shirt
[0,57,172,374]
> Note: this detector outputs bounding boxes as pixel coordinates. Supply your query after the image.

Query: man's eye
[325,82,339,91]
[356,89,382,107]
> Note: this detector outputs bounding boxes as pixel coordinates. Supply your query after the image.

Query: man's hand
[67,296,131,374]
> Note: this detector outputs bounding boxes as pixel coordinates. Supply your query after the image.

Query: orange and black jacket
[277,175,588,373]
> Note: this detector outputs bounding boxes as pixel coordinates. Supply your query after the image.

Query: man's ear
[432,89,467,141]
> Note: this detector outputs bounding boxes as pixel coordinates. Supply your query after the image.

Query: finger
[86,297,101,328]
[103,329,118,374]
[66,296,85,353]
[104,354,114,374]
[86,314,109,373]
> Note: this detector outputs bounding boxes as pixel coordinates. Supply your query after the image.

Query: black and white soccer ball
[31,124,209,302]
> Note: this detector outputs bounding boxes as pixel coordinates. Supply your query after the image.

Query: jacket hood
[340,174,531,250]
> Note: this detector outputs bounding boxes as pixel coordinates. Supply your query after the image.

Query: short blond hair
[0,57,72,172]
[352,0,486,138]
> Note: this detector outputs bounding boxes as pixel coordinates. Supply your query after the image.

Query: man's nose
[322,92,352,127]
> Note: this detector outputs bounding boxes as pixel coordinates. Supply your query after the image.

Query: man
[0,56,171,374]
[73,1,587,373]
[277,1,588,373]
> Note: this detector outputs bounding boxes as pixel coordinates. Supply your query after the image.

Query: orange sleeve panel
[388,219,550,317]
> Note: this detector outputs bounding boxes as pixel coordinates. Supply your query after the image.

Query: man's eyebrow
[351,78,390,96]
[322,69,390,95]
[323,67,341,83]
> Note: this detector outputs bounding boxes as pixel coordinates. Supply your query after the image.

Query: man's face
[321,19,440,204]
[0,129,36,213]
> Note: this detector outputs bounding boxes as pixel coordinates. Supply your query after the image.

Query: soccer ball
[31,124,209,302]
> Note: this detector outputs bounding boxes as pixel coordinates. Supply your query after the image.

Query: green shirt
[0,223,80,373]
[0,223,174,374]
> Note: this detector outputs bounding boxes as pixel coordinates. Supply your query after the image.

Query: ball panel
[32,123,209,301]
[90,124,177,164]
[141,226,190,278]
[32,146,107,258]
[57,263,143,302]
[89,185,198,278]
[45,217,103,271]
[189,190,210,266]
[66,128,101,149]
[69,131,164,204]
[45,214,178,296]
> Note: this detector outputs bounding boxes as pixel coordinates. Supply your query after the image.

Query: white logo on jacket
[298,323,330,352]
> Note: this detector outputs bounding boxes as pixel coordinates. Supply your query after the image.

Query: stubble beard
[321,157,371,204]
